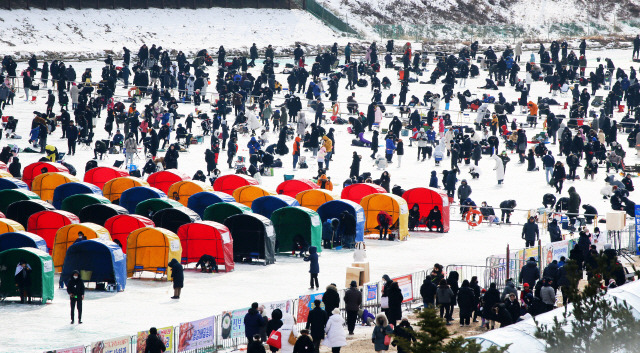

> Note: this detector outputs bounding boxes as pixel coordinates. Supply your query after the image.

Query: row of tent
[0,162,452,303]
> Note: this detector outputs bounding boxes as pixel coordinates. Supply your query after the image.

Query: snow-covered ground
[0,43,638,352]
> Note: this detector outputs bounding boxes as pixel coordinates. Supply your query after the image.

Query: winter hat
[523,283,530,288]
[332,308,341,315]
[149,327,158,335]
[350,280,357,288]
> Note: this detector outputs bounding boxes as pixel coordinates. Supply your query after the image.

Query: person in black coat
[164,144,179,169]
[370,130,379,159]
[382,274,403,326]
[322,283,340,317]
[15,260,32,304]
[265,309,283,353]
[519,257,540,288]
[8,157,21,178]
[144,327,167,353]
[457,279,476,326]
[482,283,500,329]
[205,148,216,175]
[67,270,85,324]
[493,303,513,327]
[420,275,437,307]
[305,300,328,352]
[504,293,521,323]
[168,258,183,299]
[247,334,267,353]
[499,199,516,223]
[392,318,416,353]
[66,121,79,156]
[349,152,361,179]
[293,330,315,353]
[244,303,267,342]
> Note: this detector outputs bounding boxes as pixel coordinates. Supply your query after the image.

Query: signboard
[262,300,294,317]
[297,292,324,323]
[219,308,248,340]
[91,336,130,353]
[178,316,215,352]
[635,205,640,255]
[393,275,413,303]
[136,327,173,353]
[366,284,378,301]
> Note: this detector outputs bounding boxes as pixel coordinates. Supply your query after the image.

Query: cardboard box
[346,266,364,287]
[352,262,370,284]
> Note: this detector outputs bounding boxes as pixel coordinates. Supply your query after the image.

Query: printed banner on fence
[219,308,248,340]
[52,346,84,353]
[545,239,571,264]
[178,316,215,352]
[366,284,378,301]
[393,275,413,303]
[635,205,640,255]
[136,326,173,353]
[297,292,324,323]
[90,336,130,353]
[262,300,294,317]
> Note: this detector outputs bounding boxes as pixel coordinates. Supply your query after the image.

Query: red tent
[213,174,259,195]
[177,220,234,272]
[27,210,80,253]
[104,214,155,253]
[22,162,69,189]
[147,169,191,194]
[276,179,319,198]
[402,187,450,232]
[341,183,386,204]
[84,166,129,189]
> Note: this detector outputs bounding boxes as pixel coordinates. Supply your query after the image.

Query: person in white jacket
[323,308,347,353]
[278,313,299,353]
[492,153,505,184]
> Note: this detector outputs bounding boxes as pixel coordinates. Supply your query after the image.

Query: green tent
[134,198,182,216]
[203,202,251,224]
[61,194,111,215]
[0,189,40,214]
[270,206,322,253]
[0,247,54,304]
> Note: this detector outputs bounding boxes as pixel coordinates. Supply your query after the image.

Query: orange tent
[167,180,214,207]
[232,185,274,207]
[295,189,335,211]
[103,176,149,203]
[52,223,112,271]
[31,172,79,202]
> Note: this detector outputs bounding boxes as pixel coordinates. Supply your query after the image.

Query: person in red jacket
[377,211,393,240]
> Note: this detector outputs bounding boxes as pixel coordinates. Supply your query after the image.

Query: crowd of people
[2,32,639,352]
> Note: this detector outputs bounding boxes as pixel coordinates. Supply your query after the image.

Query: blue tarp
[187,191,235,218]
[317,199,365,242]
[119,186,167,214]
[251,195,299,219]
[61,238,127,291]
[52,182,103,209]
[0,178,29,191]
[0,231,48,253]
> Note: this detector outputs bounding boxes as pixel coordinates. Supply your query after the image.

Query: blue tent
[0,178,29,191]
[119,186,167,214]
[251,195,299,219]
[52,182,103,209]
[0,231,48,253]
[61,238,127,291]
[317,199,365,242]
[187,191,235,218]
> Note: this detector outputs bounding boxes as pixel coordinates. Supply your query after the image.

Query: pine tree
[535,253,640,352]
[396,307,509,353]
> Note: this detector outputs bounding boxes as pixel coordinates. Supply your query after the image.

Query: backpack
[357,79,368,87]
[85,160,98,172]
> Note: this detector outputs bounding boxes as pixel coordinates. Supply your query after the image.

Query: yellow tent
[126,227,182,279]
[103,176,149,203]
[0,218,25,234]
[360,193,409,240]
[31,172,79,203]
[167,180,214,207]
[295,189,335,211]
[232,185,274,207]
[52,223,112,271]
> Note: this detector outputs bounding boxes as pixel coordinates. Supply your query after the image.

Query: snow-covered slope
[323,0,640,41]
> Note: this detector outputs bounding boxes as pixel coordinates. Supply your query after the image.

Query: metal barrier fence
[3,0,293,10]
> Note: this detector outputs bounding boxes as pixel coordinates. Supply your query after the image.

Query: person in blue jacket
[247,136,261,155]
[304,246,319,290]
[385,136,396,162]
[429,170,439,188]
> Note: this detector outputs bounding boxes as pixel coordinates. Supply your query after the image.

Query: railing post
[538,239,542,279]
[506,244,510,280]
